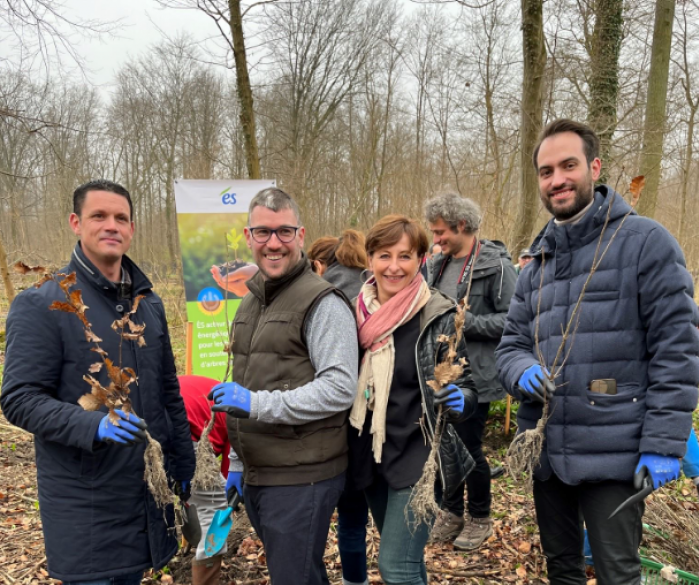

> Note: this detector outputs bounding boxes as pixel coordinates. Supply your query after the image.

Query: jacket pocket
[581,383,645,426]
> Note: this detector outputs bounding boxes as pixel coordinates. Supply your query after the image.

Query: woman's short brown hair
[365,214,429,258]
[308,229,368,270]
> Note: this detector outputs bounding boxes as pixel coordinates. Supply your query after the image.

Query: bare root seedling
[407,303,468,530]
[37,272,173,509]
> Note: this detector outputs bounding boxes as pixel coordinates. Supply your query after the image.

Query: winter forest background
[1,0,698,283]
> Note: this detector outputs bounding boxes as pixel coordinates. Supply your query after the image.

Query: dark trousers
[443,402,491,518]
[337,488,369,584]
[63,572,143,585]
[243,473,345,585]
[533,474,644,585]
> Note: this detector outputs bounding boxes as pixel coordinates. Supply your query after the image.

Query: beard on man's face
[541,178,595,221]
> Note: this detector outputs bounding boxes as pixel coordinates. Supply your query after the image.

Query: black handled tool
[608,475,653,520]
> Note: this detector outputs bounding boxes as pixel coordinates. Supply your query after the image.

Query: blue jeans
[365,476,433,585]
[337,488,369,583]
[63,571,143,585]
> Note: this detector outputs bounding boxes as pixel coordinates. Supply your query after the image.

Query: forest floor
[1,275,697,584]
[0,408,554,585]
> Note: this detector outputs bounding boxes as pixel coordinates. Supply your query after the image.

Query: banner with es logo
[174,179,275,378]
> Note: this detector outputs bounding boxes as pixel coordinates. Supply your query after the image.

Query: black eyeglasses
[248,226,300,244]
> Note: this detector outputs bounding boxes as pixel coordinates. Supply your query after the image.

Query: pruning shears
[608,475,653,520]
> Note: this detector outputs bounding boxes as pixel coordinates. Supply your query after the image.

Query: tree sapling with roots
[407,303,468,529]
[192,233,240,492]
[36,271,174,509]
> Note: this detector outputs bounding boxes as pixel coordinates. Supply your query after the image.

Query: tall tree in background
[156,0,262,179]
[587,0,624,182]
[513,0,546,254]
[638,0,676,218]
[674,1,699,251]
[229,0,261,179]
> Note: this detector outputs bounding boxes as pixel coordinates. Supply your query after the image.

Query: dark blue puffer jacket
[1,244,195,581]
[496,186,699,484]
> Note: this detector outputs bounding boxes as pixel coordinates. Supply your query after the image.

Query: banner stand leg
[185,321,193,375]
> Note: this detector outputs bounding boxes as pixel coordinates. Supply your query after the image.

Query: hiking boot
[428,510,464,543]
[453,515,493,550]
[490,465,505,479]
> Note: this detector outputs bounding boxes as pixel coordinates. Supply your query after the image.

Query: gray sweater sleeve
[248,293,359,425]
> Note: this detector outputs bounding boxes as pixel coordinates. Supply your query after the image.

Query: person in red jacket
[179,375,231,585]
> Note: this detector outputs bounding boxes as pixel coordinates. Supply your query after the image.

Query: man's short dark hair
[248,187,302,226]
[73,180,133,219]
[532,119,600,170]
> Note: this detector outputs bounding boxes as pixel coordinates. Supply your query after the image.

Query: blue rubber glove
[226,471,244,506]
[208,382,251,418]
[174,480,191,502]
[517,364,555,403]
[635,453,681,490]
[683,428,699,479]
[94,410,148,445]
[434,384,465,420]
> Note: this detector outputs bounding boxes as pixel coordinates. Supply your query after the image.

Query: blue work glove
[683,428,699,478]
[684,428,699,496]
[94,410,148,445]
[226,471,244,506]
[634,453,681,491]
[174,480,191,502]
[517,364,555,403]
[434,384,465,420]
[208,382,252,418]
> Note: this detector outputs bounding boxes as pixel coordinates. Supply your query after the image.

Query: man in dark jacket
[496,119,699,585]
[424,192,517,550]
[1,180,195,584]
[208,187,358,585]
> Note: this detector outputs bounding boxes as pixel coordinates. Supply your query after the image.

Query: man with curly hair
[424,192,517,550]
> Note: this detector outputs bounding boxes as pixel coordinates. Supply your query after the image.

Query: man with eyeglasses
[207,187,358,585]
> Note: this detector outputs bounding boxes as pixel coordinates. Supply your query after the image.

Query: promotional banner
[174,179,275,378]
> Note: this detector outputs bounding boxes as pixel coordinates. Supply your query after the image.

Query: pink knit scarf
[357,273,429,351]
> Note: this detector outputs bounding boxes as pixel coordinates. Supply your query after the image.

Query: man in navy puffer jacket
[496,119,699,585]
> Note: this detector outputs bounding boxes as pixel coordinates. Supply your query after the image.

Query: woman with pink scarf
[347,214,478,585]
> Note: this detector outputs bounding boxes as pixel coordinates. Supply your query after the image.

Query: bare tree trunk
[485,84,504,215]
[679,108,695,248]
[677,3,699,250]
[513,0,547,255]
[587,0,624,182]
[0,228,15,305]
[637,0,676,218]
[229,0,261,179]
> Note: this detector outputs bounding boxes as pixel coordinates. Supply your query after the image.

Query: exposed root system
[406,409,445,531]
[505,405,548,490]
[144,431,174,509]
[192,411,221,491]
